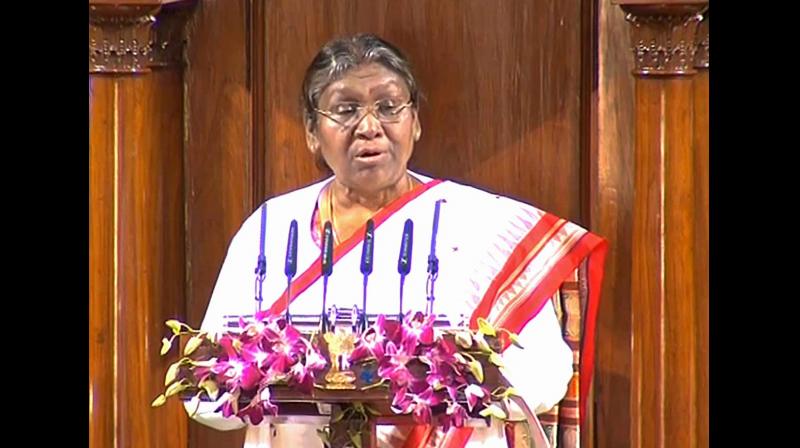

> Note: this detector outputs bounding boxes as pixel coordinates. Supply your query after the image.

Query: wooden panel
[693,68,708,448]
[184,0,251,446]
[662,78,697,448]
[117,69,187,448]
[630,78,697,448]
[591,2,634,447]
[264,0,584,223]
[89,75,116,448]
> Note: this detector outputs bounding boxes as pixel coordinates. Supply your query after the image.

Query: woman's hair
[301,33,421,131]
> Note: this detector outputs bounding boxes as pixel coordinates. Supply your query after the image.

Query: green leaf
[508,332,524,349]
[348,431,363,448]
[165,379,189,398]
[477,318,496,337]
[331,409,345,423]
[489,353,505,368]
[469,360,484,383]
[364,404,381,416]
[160,337,172,356]
[166,320,182,335]
[164,360,182,386]
[184,333,204,356]
[199,378,219,401]
[454,331,473,349]
[474,334,492,354]
[503,387,519,398]
[479,404,507,419]
[151,394,167,407]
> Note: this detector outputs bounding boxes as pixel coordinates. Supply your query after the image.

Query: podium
[170,311,549,448]
[266,331,510,448]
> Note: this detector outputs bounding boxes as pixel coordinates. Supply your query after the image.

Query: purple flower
[409,388,442,424]
[348,324,387,363]
[401,312,436,346]
[378,339,418,388]
[237,388,278,424]
[264,324,305,375]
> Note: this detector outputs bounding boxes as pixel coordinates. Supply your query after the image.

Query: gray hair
[301,33,421,131]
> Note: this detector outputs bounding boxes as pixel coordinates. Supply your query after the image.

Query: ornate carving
[694,11,709,69]
[621,5,706,76]
[89,3,192,73]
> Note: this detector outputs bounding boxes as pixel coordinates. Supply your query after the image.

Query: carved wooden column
[89,1,194,447]
[612,1,707,447]
[692,11,709,448]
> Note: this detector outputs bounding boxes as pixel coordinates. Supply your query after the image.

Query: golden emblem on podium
[323,328,358,390]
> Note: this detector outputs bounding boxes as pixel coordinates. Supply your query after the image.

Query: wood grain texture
[630,77,697,448]
[263,0,584,223]
[116,69,188,448]
[89,75,116,448]
[184,0,251,446]
[591,2,635,447]
[693,67,708,448]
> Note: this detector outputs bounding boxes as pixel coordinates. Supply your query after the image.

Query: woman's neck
[330,174,416,213]
[324,173,419,243]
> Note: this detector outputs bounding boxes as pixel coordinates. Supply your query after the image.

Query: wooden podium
[266,321,510,448]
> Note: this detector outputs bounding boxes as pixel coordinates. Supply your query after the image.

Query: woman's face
[307,63,420,194]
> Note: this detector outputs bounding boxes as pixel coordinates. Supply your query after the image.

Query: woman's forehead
[321,63,409,100]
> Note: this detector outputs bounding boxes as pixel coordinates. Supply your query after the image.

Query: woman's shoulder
[438,178,546,216]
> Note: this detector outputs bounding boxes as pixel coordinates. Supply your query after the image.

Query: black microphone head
[284,219,298,278]
[397,219,413,275]
[321,221,334,276]
[361,219,375,275]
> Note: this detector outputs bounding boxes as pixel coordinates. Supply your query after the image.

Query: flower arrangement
[152,310,327,425]
[153,310,524,433]
[347,311,523,430]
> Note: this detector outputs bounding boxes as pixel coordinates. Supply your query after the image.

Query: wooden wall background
[88,1,709,447]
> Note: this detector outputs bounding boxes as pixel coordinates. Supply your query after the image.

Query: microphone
[320,221,334,332]
[426,200,445,315]
[284,219,298,323]
[254,203,267,314]
[359,220,375,332]
[361,219,375,275]
[397,219,413,320]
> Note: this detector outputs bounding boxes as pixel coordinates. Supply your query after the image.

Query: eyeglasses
[314,99,414,128]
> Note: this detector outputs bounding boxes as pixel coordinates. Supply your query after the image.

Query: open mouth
[355,150,386,161]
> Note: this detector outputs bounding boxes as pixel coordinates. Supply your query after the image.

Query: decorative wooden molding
[616,3,707,76]
[694,11,708,69]
[89,1,193,73]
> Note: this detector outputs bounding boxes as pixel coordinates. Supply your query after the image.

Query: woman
[188,33,607,448]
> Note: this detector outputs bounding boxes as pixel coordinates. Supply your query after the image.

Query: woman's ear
[413,115,422,142]
[305,122,320,155]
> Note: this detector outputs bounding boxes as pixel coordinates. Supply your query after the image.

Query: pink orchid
[348,324,387,363]
[377,338,418,388]
[401,311,436,346]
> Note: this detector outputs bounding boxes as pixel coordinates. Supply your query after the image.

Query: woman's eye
[333,104,358,115]
[377,102,398,114]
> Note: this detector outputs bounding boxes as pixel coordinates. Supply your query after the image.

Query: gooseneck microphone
[320,221,334,333]
[397,219,414,320]
[283,219,298,323]
[359,219,375,332]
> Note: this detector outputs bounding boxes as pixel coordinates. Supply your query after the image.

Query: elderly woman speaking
[187,33,607,448]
